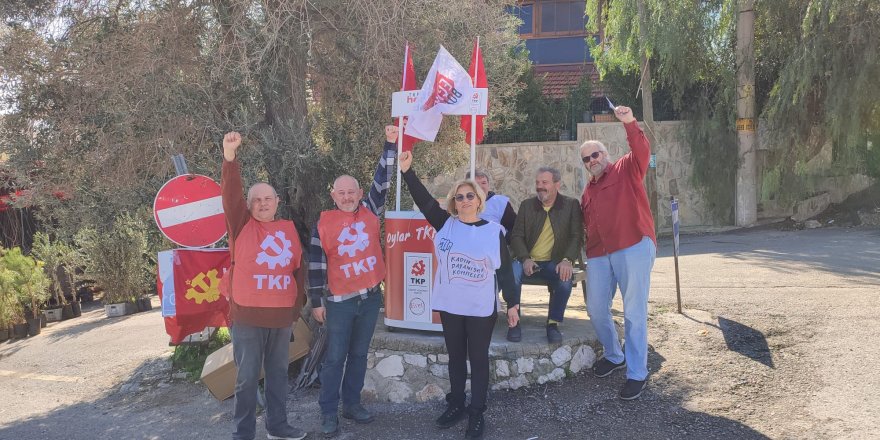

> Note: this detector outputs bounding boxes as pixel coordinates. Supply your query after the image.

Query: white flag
[405,46,476,142]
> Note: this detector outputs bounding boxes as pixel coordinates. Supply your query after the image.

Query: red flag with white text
[460,40,488,144]
[396,43,420,153]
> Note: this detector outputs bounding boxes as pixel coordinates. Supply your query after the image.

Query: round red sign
[153,175,226,248]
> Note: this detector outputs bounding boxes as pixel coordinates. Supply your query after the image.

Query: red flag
[461,39,488,144]
[157,249,231,344]
[396,43,419,152]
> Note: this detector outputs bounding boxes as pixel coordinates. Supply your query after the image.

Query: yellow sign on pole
[736,118,756,132]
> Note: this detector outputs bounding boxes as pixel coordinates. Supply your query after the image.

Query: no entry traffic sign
[153,175,226,248]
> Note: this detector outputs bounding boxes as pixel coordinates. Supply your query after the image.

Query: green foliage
[0,247,51,319]
[0,263,26,326]
[31,232,78,304]
[74,213,152,305]
[170,327,232,380]
[0,0,529,248]
[483,69,559,143]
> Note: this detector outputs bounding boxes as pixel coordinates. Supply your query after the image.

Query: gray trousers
[231,323,292,440]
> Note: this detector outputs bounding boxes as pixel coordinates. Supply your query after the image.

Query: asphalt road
[1,226,878,439]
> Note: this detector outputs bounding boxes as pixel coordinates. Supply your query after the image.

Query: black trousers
[439,311,498,410]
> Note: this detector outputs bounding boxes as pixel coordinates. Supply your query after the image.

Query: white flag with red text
[404,46,476,142]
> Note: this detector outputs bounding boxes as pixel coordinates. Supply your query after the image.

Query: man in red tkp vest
[308,125,398,437]
[221,131,306,440]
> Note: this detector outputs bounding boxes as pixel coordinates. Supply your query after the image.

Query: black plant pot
[12,323,28,338]
[40,315,47,328]
[71,300,82,317]
[126,301,138,315]
[27,317,42,336]
[0,327,9,342]
[138,297,153,312]
[61,304,75,320]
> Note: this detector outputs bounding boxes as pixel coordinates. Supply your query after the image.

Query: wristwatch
[561,258,571,264]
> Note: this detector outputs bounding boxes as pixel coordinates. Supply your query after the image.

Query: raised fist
[399,151,413,173]
[223,131,241,161]
[613,106,636,124]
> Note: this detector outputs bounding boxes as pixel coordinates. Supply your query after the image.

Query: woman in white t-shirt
[400,151,516,440]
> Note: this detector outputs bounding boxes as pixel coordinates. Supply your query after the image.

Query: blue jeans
[318,291,381,415]
[506,260,574,322]
[231,323,292,440]
[586,236,656,381]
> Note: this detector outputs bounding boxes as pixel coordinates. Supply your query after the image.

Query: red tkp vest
[226,218,301,308]
[318,209,386,295]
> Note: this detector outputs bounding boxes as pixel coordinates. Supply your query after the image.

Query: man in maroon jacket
[221,132,307,440]
[580,106,657,400]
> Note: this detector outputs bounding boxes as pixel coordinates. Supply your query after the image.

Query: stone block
[416,383,445,402]
[404,354,428,368]
[516,357,534,374]
[430,363,448,379]
[438,354,449,363]
[569,345,597,374]
[384,381,413,403]
[495,360,510,378]
[376,355,404,378]
[508,374,529,390]
[551,346,572,367]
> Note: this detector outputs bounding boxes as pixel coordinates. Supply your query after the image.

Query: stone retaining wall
[361,328,598,404]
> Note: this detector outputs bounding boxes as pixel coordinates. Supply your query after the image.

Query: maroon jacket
[222,159,296,328]
[581,121,656,258]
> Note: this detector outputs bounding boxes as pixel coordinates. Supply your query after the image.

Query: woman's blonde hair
[444,179,486,216]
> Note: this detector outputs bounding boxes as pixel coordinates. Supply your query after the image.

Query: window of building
[510,1,589,36]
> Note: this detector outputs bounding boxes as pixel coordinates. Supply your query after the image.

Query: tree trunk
[735,0,758,226]
[637,0,660,233]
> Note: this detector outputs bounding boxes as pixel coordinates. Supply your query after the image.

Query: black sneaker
[342,403,374,424]
[321,413,339,438]
[267,426,307,440]
[619,379,647,400]
[435,402,466,428]
[592,357,626,378]
[546,323,563,343]
[464,406,486,439]
[506,323,522,342]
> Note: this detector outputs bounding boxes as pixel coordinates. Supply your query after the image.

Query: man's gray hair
[465,169,490,182]
[247,183,278,204]
[580,140,609,155]
[536,166,562,183]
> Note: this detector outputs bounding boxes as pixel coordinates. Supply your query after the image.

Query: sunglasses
[454,192,477,202]
[581,151,602,163]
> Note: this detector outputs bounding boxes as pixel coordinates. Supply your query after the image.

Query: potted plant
[0,247,51,336]
[75,214,152,319]
[0,268,18,342]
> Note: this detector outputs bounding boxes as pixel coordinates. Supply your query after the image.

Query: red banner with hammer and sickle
[158,248,231,344]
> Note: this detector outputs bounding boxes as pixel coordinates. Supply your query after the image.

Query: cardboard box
[200,319,312,401]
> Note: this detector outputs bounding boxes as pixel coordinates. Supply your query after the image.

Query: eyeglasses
[581,151,602,163]
[454,192,477,202]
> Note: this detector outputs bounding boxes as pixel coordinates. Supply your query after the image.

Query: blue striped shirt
[308,142,396,307]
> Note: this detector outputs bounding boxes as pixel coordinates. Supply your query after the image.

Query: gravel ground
[1,226,878,440]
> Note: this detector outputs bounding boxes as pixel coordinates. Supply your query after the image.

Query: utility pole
[637,0,660,233]
[735,0,758,226]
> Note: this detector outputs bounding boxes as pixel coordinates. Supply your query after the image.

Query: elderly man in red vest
[221,131,307,440]
[309,126,398,437]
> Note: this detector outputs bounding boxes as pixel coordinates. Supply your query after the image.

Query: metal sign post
[671,196,682,313]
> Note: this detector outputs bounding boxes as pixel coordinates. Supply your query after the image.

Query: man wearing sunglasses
[308,125,398,436]
[508,167,584,343]
[580,105,657,401]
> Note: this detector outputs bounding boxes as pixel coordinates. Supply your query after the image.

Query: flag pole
[396,43,408,211]
[469,37,480,182]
